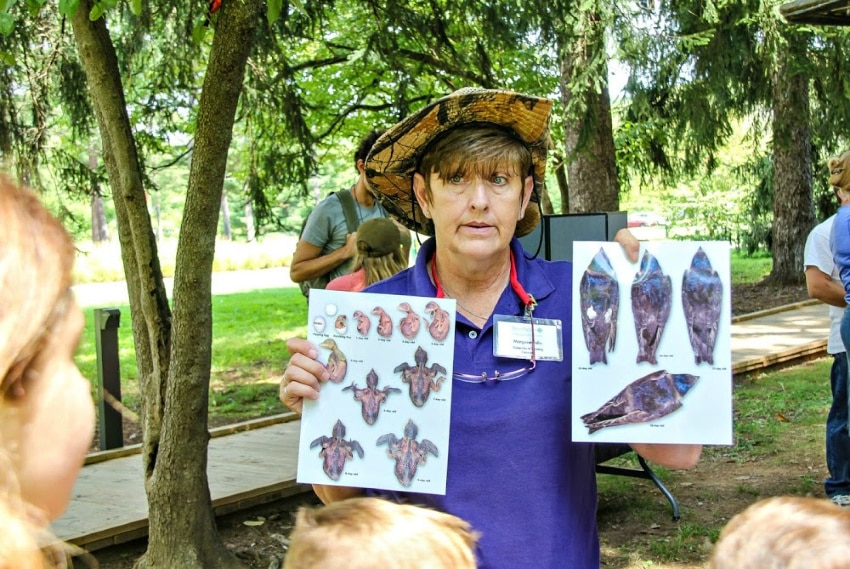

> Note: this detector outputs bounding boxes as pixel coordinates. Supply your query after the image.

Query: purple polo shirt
[366,237,599,569]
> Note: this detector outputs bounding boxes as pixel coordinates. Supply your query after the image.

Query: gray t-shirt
[302,191,388,281]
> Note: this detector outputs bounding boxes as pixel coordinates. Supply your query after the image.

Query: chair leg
[637,455,680,521]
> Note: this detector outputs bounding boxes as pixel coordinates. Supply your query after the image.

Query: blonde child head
[284,497,479,569]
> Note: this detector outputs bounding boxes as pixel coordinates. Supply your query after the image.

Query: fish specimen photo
[352,310,371,336]
[682,247,723,365]
[580,370,699,434]
[580,247,620,365]
[372,306,393,338]
[319,338,347,383]
[393,346,447,407]
[376,419,439,487]
[310,420,364,481]
[342,369,402,425]
[631,251,672,365]
[397,302,421,339]
[424,300,451,342]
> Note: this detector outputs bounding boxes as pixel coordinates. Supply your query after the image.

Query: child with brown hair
[283,497,479,569]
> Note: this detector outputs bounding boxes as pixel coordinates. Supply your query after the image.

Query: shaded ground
[91,281,819,569]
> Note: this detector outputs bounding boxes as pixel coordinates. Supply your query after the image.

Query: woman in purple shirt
[280,88,701,569]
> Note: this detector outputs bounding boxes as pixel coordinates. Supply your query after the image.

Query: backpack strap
[335,188,361,233]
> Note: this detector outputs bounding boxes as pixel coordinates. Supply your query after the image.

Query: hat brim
[365,88,552,237]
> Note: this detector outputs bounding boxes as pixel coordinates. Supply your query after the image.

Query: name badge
[492,315,563,361]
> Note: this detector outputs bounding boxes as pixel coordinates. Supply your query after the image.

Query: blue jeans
[826,352,850,497]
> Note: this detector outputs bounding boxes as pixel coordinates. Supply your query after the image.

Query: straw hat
[364,88,553,237]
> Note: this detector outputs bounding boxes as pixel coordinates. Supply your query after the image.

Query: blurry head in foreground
[0,177,95,565]
[283,497,479,569]
[709,496,850,569]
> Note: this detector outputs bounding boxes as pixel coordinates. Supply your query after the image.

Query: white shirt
[803,215,844,354]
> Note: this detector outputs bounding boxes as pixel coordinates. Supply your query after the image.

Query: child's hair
[828,150,850,193]
[350,218,408,286]
[0,177,82,568]
[709,496,850,569]
[283,497,479,569]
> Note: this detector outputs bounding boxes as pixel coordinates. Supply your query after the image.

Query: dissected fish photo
[342,369,401,425]
[310,420,364,481]
[424,301,451,342]
[393,346,447,407]
[581,370,699,434]
[631,251,672,365]
[352,310,371,336]
[682,247,723,365]
[372,306,393,338]
[397,302,421,339]
[319,338,347,383]
[580,247,620,365]
[376,419,439,487]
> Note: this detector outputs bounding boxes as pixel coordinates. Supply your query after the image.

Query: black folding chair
[595,444,680,521]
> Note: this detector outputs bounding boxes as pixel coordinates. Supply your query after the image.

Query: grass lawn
[76,286,308,426]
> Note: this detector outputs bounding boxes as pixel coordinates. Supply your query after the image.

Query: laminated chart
[572,241,732,445]
[296,289,456,494]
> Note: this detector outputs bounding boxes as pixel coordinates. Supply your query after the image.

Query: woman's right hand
[280,337,330,415]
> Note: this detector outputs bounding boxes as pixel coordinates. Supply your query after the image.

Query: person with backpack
[290,130,410,297]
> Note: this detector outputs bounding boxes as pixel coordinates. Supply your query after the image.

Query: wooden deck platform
[51,300,832,551]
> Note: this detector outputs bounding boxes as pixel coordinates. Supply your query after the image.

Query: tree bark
[142,0,262,566]
[559,16,619,214]
[769,39,814,286]
[72,0,259,565]
[70,0,172,473]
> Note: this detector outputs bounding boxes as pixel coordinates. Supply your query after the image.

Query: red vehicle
[627,212,667,227]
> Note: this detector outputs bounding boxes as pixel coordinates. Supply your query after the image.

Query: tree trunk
[91,192,110,243]
[769,39,814,286]
[70,0,171,472]
[221,192,232,240]
[89,149,110,243]
[244,199,255,242]
[143,0,261,566]
[559,19,619,214]
[554,154,569,214]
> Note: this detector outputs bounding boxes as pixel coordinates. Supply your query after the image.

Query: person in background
[709,496,850,568]
[804,173,850,506]
[279,88,701,569]
[0,177,96,566]
[325,217,408,292]
[282,497,478,569]
[290,131,411,294]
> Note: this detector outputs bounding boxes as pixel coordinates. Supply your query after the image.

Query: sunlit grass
[730,250,772,285]
[76,287,308,424]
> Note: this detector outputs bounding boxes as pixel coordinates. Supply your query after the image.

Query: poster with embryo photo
[296,289,456,495]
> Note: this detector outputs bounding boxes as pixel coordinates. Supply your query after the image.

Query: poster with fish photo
[296,289,456,495]
[571,241,732,445]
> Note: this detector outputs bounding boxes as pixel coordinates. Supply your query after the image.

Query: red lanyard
[430,251,537,315]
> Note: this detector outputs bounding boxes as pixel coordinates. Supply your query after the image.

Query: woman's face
[10,301,95,522]
[413,166,533,263]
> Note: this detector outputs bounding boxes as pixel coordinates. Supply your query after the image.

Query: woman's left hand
[614,228,640,263]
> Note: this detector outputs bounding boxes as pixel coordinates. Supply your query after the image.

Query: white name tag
[493,315,563,361]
